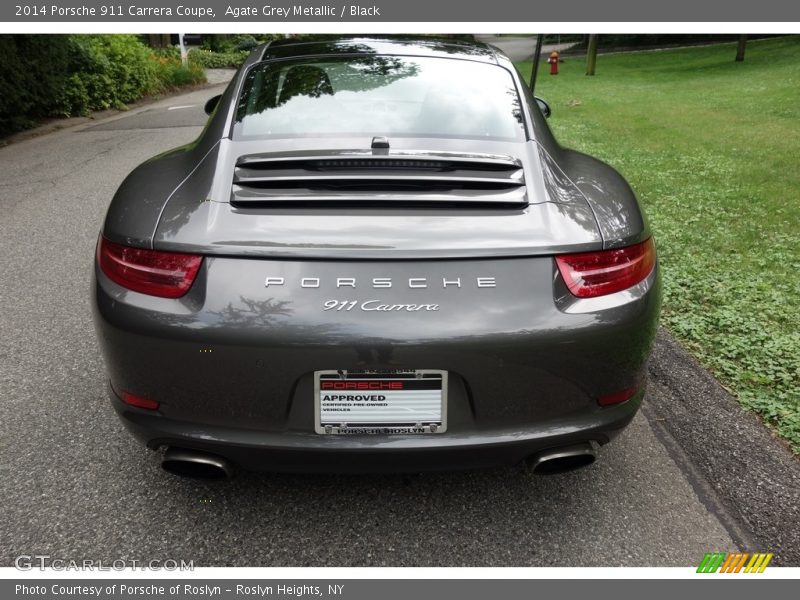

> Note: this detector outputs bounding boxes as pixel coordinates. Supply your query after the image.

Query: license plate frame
[314,369,448,435]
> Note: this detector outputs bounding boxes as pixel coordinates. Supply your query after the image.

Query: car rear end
[94,248,659,473]
[92,42,660,474]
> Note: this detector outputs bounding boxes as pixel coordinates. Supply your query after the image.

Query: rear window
[233,56,526,141]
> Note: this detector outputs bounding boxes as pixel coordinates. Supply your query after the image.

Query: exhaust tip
[528,442,597,475]
[162,448,233,479]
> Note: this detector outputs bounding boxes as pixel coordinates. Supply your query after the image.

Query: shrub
[0,34,206,136]
[201,34,279,53]
[190,33,284,68]
[60,35,159,115]
[151,53,206,90]
[233,35,259,51]
[0,35,72,134]
[188,48,249,68]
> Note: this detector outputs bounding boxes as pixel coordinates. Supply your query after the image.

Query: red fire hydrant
[548,51,560,75]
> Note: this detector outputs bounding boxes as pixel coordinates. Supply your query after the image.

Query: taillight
[97,236,202,299]
[598,386,638,407]
[121,391,160,410]
[555,238,656,299]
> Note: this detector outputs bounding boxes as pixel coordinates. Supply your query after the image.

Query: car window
[233,56,526,141]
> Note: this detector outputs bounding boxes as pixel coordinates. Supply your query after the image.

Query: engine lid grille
[230,152,527,208]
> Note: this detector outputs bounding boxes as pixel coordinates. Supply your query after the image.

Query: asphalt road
[1,83,797,567]
[473,34,576,61]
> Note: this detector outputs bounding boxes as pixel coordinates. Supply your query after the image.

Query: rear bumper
[110,382,642,473]
[93,255,660,473]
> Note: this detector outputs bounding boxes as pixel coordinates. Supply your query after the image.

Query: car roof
[260,36,502,64]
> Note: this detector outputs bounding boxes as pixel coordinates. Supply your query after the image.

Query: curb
[645,328,800,565]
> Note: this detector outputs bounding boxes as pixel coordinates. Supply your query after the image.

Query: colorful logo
[697,552,773,573]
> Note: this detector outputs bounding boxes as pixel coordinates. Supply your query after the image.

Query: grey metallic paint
[93,38,660,472]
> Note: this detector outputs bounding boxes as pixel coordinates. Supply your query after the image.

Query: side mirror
[204,94,222,116]
[535,96,551,119]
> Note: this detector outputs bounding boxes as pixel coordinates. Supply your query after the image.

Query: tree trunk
[586,35,599,76]
[147,35,173,49]
[735,35,747,62]
[529,35,543,92]
[207,35,227,52]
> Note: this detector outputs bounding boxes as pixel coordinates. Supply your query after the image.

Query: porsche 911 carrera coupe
[92,37,661,478]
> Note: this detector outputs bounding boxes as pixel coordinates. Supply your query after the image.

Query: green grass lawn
[517,36,800,453]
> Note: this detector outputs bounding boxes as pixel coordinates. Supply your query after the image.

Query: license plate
[314,369,447,435]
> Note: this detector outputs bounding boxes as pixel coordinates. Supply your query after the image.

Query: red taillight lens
[121,391,160,410]
[598,386,638,407]
[555,238,656,298]
[97,236,202,299]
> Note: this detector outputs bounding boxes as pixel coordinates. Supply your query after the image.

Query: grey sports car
[92,37,660,478]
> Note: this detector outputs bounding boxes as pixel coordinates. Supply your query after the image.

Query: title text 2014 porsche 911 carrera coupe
[92,37,661,478]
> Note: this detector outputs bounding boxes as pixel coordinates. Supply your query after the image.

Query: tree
[735,35,747,62]
[586,34,599,76]
[529,35,543,92]
[147,34,171,49]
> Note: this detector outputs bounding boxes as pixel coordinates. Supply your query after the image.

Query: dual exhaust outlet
[162,448,234,479]
[526,442,597,474]
[160,442,597,479]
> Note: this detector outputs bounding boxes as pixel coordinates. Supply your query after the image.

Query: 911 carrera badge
[324,299,439,312]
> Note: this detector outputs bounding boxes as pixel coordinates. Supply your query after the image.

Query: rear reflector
[555,238,656,298]
[598,386,638,407]
[121,391,160,410]
[97,236,202,299]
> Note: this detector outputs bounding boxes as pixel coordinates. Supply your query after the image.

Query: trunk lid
[154,137,602,259]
